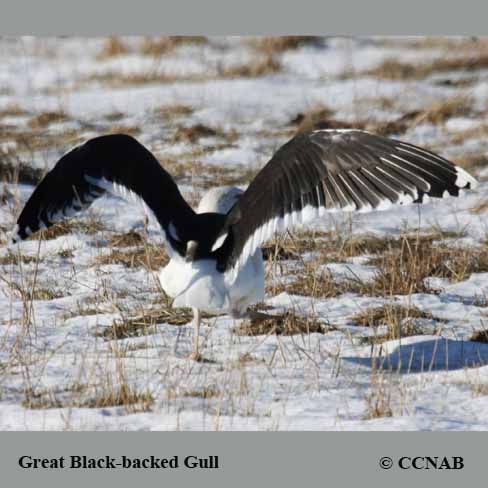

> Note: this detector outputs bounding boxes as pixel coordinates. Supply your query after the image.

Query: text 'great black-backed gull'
[12,130,478,359]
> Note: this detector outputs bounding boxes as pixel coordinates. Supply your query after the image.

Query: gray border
[0,0,487,34]
[0,432,484,486]
[2,0,488,485]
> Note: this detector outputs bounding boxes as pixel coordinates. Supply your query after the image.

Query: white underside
[159,186,265,315]
[159,250,265,315]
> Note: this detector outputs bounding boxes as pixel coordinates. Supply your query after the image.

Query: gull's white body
[159,187,265,316]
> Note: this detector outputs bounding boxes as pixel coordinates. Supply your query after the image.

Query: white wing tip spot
[455,166,478,189]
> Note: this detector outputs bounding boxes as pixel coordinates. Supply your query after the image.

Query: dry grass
[0,155,45,185]
[0,252,37,265]
[23,381,154,412]
[352,304,441,345]
[0,103,28,118]
[26,219,106,241]
[172,124,220,143]
[454,152,488,173]
[471,199,488,214]
[268,264,366,298]
[107,230,144,247]
[233,310,334,336]
[97,308,218,341]
[352,304,436,328]
[367,240,488,295]
[366,53,488,80]
[451,126,488,145]
[219,55,282,78]
[406,96,474,125]
[96,244,168,271]
[289,105,336,132]
[249,36,323,54]
[28,110,69,129]
[140,36,207,56]
[266,231,481,299]
[97,37,129,59]
[182,387,220,399]
[363,374,393,419]
[153,103,194,121]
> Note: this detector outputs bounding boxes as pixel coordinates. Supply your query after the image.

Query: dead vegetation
[107,230,144,247]
[267,231,486,299]
[140,36,207,56]
[96,308,218,340]
[0,103,28,118]
[0,252,37,265]
[363,374,393,419]
[353,304,441,344]
[96,244,168,271]
[23,380,154,412]
[290,95,474,138]
[96,37,130,59]
[289,105,336,132]
[365,53,488,80]
[153,103,194,121]
[172,124,222,143]
[218,55,282,78]
[28,110,69,129]
[455,153,488,173]
[87,52,281,88]
[367,239,488,295]
[249,36,323,54]
[25,219,106,241]
[233,310,334,336]
[471,199,488,214]
[0,154,45,185]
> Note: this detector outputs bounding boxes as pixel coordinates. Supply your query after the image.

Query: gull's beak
[186,240,198,262]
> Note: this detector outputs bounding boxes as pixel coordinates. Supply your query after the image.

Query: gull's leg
[188,307,202,360]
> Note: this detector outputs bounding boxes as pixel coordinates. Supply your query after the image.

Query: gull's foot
[188,351,203,362]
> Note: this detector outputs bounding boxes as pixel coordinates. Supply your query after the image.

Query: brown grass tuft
[23,382,153,412]
[153,103,194,121]
[26,219,106,241]
[0,156,45,185]
[0,103,28,118]
[28,110,69,129]
[182,387,220,399]
[289,105,336,132]
[96,244,168,271]
[97,37,129,59]
[219,55,282,78]
[172,123,219,143]
[108,231,144,248]
[140,36,206,56]
[0,252,37,265]
[363,375,393,419]
[249,36,322,54]
[233,310,334,336]
[367,239,488,295]
[353,304,441,345]
[366,53,488,80]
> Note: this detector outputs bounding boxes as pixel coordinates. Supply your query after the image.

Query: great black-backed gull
[12,130,478,358]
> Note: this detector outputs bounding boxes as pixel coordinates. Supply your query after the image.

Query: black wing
[221,129,478,270]
[13,134,196,257]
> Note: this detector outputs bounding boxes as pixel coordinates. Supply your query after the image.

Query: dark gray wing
[13,134,195,257]
[220,129,478,270]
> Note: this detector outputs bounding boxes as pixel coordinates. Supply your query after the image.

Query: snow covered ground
[1,36,488,430]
